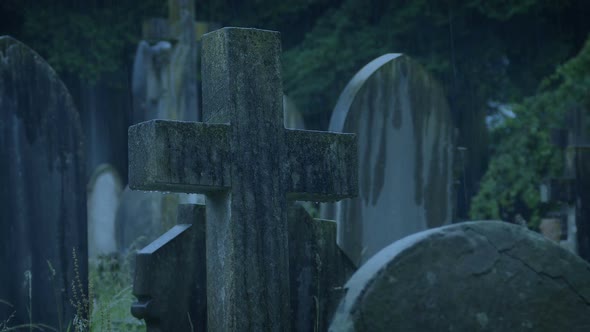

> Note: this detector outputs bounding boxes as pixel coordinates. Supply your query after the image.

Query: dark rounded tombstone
[0,37,87,329]
[330,221,590,332]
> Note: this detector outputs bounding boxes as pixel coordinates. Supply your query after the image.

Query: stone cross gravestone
[87,164,123,258]
[0,36,87,329]
[128,28,358,330]
[322,53,454,267]
[330,221,590,331]
[131,204,355,331]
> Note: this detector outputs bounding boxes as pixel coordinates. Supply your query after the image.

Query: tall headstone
[87,164,123,258]
[0,36,87,329]
[128,28,358,330]
[132,0,219,124]
[322,54,455,267]
[330,221,590,331]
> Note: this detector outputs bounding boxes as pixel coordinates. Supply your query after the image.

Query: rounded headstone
[0,36,87,328]
[322,54,454,266]
[330,221,590,332]
[87,164,123,257]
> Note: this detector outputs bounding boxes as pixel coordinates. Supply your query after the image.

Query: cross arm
[285,129,358,202]
[129,120,231,193]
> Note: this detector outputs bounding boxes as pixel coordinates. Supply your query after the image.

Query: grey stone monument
[330,221,590,331]
[131,204,355,331]
[322,53,455,267]
[128,28,357,330]
[87,164,123,258]
[0,36,87,330]
[131,204,207,332]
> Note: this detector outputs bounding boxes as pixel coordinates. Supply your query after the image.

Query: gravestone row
[128,27,357,330]
[128,27,590,332]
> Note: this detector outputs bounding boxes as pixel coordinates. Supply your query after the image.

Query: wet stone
[322,54,455,267]
[128,27,358,331]
[0,36,87,329]
[330,221,590,332]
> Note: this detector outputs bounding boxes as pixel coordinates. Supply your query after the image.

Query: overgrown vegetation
[0,0,166,81]
[470,35,590,227]
[1,249,144,332]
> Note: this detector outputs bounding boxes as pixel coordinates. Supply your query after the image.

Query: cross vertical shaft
[202,28,290,330]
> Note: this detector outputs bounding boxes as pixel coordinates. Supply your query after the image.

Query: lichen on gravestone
[128,27,358,331]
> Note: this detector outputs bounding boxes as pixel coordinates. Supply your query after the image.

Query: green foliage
[12,1,165,81]
[278,0,589,129]
[470,35,590,227]
[88,254,144,332]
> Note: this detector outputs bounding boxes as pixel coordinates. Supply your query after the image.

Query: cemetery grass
[1,250,144,332]
[85,250,145,332]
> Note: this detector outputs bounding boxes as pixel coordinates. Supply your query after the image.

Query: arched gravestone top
[87,164,123,257]
[330,221,590,332]
[0,36,87,329]
[324,53,454,267]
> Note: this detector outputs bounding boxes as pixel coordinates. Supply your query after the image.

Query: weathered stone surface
[322,53,454,267]
[288,205,356,332]
[131,204,206,332]
[0,36,87,329]
[128,28,357,331]
[129,120,230,192]
[88,164,123,257]
[330,221,590,332]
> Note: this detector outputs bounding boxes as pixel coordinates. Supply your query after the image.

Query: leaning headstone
[0,36,87,329]
[322,53,455,267]
[330,221,590,331]
[128,28,357,330]
[87,164,123,258]
[132,204,207,332]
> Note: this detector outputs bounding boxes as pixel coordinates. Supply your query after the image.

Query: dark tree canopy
[1,0,589,223]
